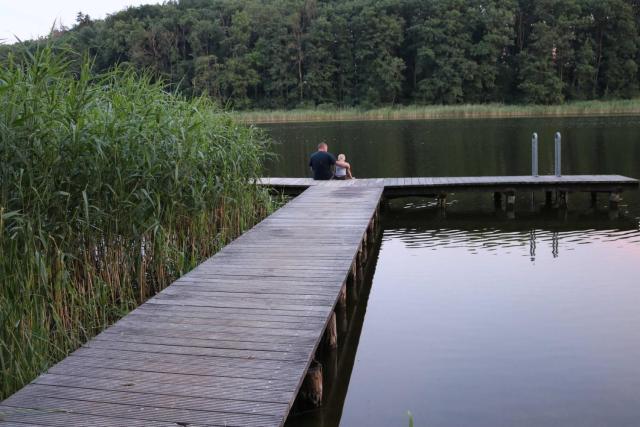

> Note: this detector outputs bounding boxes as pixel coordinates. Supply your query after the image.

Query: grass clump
[0,45,274,399]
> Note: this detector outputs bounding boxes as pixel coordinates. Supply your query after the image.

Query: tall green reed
[0,44,274,399]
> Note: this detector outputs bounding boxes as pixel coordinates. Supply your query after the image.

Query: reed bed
[0,45,275,399]
[232,99,640,124]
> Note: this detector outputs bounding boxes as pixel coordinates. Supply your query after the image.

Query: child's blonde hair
[338,154,346,161]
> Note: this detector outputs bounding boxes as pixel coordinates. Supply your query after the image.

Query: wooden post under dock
[557,191,569,209]
[437,192,447,208]
[299,360,323,408]
[609,192,622,210]
[338,284,347,309]
[506,191,516,209]
[323,312,338,351]
[545,190,553,207]
[493,191,502,209]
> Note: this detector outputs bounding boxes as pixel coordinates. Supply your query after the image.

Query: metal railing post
[554,132,562,177]
[531,132,538,177]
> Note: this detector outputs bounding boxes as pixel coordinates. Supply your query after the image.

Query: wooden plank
[13,384,288,417]
[167,284,342,298]
[72,346,306,371]
[123,310,327,328]
[136,303,331,322]
[134,303,336,326]
[54,356,305,382]
[45,365,297,391]
[149,288,337,304]
[35,373,292,404]
[0,422,48,427]
[63,353,307,380]
[98,320,320,341]
[0,406,171,427]
[145,296,335,314]
[90,332,317,354]
[142,299,332,318]
[156,289,337,305]
[113,321,324,341]
[3,395,282,427]
[97,326,317,348]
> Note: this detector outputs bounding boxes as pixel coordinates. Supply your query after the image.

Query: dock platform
[259,175,639,197]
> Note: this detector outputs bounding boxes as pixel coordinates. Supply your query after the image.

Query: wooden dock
[260,175,638,213]
[259,175,639,197]
[0,185,383,427]
[2,174,637,426]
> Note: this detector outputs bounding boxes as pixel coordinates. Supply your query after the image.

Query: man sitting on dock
[309,142,336,180]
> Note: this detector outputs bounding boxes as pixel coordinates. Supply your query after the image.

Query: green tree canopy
[5,0,640,108]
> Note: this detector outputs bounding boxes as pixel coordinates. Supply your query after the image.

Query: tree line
[4,0,640,108]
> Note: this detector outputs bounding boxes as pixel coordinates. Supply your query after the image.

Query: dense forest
[4,0,640,108]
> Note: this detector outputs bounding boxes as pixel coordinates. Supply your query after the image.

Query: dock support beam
[506,191,516,219]
[359,237,368,266]
[437,193,447,208]
[590,192,598,208]
[347,262,359,302]
[300,360,323,408]
[493,192,502,210]
[338,284,347,309]
[609,192,622,211]
[557,191,568,209]
[545,191,553,208]
[337,288,348,336]
[530,192,536,212]
[323,312,338,350]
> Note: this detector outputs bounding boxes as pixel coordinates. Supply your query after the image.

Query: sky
[0,0,162,44]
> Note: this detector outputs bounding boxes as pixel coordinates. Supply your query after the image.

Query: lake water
[260,117,640,427]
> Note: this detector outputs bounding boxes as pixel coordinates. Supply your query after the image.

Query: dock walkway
[259,175,639,197]
[0,185,383,427]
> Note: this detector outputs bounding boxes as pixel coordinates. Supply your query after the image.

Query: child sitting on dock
[334,154,353,180]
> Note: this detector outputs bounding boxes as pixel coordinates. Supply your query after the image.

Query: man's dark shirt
[309,151,336,180]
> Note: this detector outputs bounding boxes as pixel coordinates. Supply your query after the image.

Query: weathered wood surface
[0,185,384,427]
[259,175,639,197]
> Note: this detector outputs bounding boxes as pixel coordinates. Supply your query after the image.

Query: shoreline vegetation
[0,46,275,400]
[231,99,640,124]
[0,0,640,111]
[5,1,640,111]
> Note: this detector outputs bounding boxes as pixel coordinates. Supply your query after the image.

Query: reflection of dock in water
[382,207,639,231]
[382,207,639,261]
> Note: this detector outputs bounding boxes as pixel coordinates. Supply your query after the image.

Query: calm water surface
[261,117,640,427]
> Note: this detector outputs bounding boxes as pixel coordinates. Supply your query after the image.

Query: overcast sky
[0,1,163,44]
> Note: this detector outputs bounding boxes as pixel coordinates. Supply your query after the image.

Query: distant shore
[231,99,640,124]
